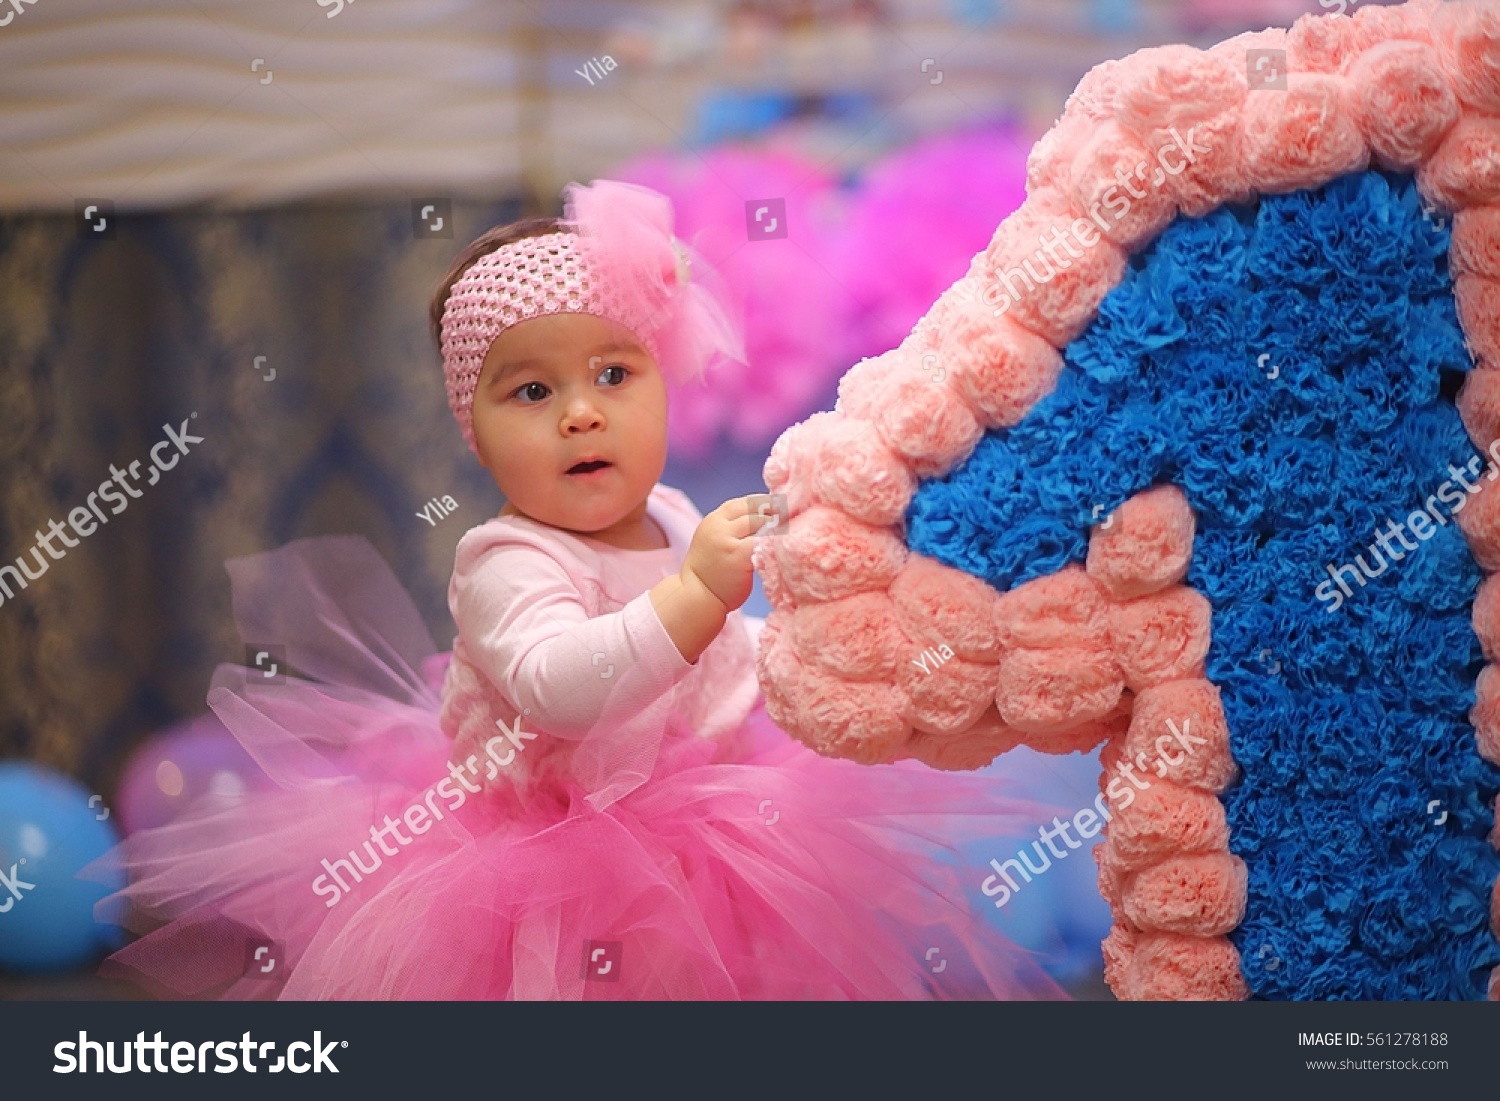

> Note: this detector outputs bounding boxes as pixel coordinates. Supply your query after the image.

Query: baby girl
[94,179,1060,1001]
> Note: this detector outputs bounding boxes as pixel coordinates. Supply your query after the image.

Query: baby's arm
[658,491,771,657]
[455,544,724,740]
[648,571,729,665]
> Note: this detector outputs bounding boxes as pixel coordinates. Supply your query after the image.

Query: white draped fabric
[0,0,1206,212]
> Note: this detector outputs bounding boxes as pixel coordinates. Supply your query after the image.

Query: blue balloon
[0,762,127,973]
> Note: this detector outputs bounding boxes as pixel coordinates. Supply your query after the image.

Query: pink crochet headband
[440,179,746,454]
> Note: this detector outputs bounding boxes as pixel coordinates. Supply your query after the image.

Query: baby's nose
[563,401,604,430]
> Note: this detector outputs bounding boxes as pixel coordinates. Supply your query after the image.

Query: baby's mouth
[567,460,612,475]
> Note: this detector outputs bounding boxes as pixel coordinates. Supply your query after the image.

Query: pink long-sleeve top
[439,483,764,812]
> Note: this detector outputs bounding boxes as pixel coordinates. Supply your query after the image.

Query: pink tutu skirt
[90,536,1066,1000]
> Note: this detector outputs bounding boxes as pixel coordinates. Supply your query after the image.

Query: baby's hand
[681,494,779,612]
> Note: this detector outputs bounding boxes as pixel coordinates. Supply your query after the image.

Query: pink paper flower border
[753,0,1500,1001]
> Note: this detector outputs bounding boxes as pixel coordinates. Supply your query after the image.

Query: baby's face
[471,312,668,536]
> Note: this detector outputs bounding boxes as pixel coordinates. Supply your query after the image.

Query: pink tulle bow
[563,179,747,386]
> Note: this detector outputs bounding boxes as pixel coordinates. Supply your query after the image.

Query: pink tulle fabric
[85,537,1064,1001]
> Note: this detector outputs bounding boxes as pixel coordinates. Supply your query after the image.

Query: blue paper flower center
[906,170,1500,999]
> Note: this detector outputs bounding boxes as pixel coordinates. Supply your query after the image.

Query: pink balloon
[832,122,1032,366]
[115,712,275,835]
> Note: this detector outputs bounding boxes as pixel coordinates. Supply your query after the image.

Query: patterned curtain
[0,198,534,790]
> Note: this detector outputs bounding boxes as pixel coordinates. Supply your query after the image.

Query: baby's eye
[513,382,550,403]
[598,364,628,386]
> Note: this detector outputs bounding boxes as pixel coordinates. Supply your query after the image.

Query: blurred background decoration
[0,0,1385,994]
[615,142,851,458]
